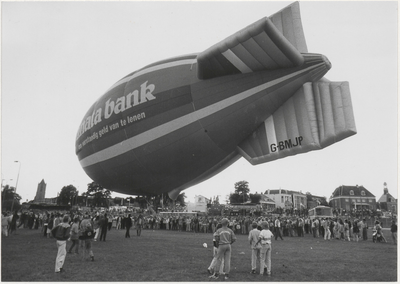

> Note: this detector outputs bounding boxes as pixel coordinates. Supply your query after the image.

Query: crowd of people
[1,208,397,278]
[2,209,398,241]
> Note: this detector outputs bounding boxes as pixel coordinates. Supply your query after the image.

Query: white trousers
[260,244,271,274]
[55,240,67,272]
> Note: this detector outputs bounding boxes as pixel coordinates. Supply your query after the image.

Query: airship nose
[322,55,332,70]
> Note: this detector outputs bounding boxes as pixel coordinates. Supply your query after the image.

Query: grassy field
[1,227,397,282]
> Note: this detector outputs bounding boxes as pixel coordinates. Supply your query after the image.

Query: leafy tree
[57,185,78,206]
[249,193,262,204]
[229,193,241,204]
[234,180,250,203]
[1,185,22,211]
[86,182,111,207]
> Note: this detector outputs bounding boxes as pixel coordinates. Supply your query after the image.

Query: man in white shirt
[248,222,262,274]
[274,217,284,240]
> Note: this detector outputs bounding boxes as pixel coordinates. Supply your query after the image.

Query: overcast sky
[1,1,398,205]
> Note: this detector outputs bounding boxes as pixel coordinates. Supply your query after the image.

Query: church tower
[34,179,46,203]
[383,182,388,195]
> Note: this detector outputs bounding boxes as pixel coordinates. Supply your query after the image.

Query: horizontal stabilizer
[238,81,357,165]
[269,1,308,53]
[197,3,305,80]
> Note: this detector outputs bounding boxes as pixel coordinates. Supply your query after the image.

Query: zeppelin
[75,2,356,199]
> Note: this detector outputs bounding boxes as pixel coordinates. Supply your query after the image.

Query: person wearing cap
[257,221,274,276]
[248,222,263,274]
[209,218,236,280]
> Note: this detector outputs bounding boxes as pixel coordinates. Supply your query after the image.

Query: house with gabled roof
[329,185,376,211]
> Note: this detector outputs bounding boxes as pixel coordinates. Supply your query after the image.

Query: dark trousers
[125,226,131,238]
[100,226,107,241]
[68,239,79,253]
[363,228,368,240]
[275,227,283,240]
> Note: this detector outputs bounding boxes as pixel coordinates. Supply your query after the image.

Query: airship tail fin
[197,2,307,80]
[269,1,308,53]
[237,81,357,165]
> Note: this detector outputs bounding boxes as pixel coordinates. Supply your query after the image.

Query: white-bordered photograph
[1,1,397,281]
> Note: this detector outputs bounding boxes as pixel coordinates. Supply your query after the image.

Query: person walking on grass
[344,220,351,241]
[352,219,360,242]
[80,213,95,261]
[390,220,397,245]
[209,218,236,280]
[361,218,368,241]
[136,214,143,236]
[99,213,108,241]
[1,212,10,237]
[93,214,100,241]
[68,217,80,254]
[125,214,132,238]
[9,211,19,236]
[51,215,71,273]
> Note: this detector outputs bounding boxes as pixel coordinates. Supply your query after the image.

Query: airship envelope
[75,2,356,199]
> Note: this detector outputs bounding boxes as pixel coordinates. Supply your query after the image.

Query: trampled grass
[1,227,397,282]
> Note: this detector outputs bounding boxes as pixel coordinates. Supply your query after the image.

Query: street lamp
[11,161,21,212]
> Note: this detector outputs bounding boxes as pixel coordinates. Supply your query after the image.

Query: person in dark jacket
[52,215,71,273]
[99,213,108,241]
[125,214,132,238]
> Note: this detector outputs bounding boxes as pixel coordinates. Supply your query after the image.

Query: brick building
[329,185,376,211]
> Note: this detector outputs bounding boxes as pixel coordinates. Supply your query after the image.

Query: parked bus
[308,206,333,220]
